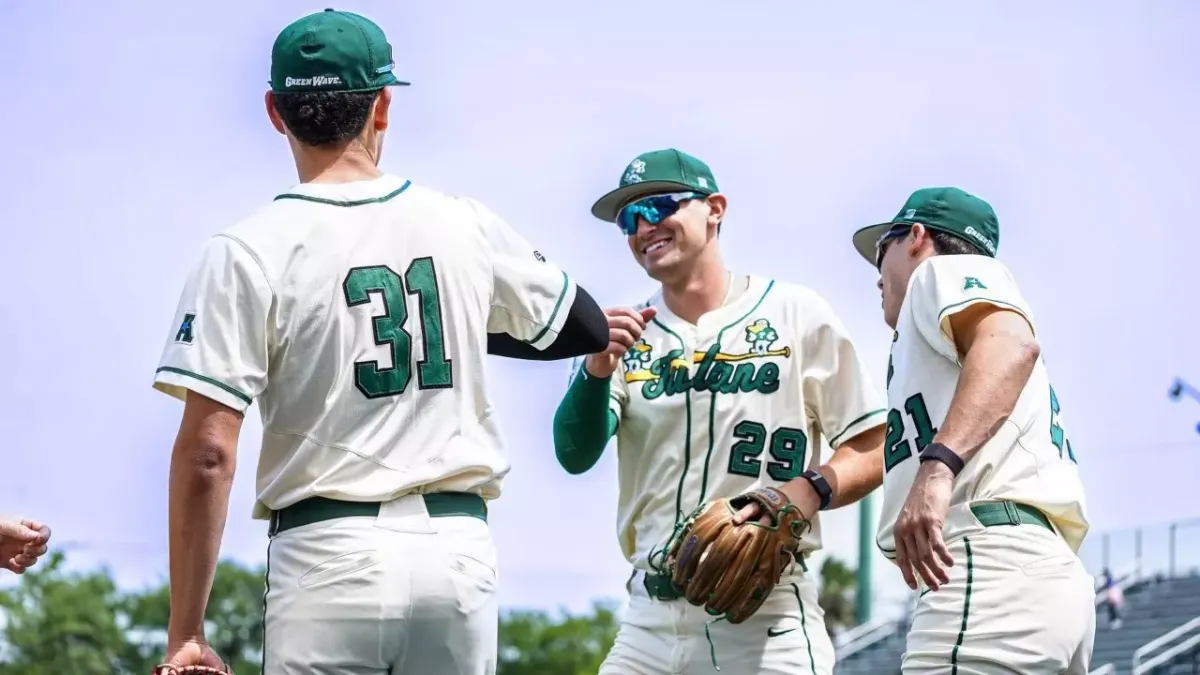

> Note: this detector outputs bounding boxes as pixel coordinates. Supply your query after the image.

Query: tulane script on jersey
[876,254,1089,557]
[152,174,577,519]
[601,275,887,573]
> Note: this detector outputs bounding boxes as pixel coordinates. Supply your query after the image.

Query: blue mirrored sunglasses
[616,192,705,236]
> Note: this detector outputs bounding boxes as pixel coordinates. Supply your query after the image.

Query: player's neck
[660,257,731,325]
[292,142,384,184]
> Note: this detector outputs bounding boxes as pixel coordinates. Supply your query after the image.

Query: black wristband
[918,442,965,477]
[801,469,833,511]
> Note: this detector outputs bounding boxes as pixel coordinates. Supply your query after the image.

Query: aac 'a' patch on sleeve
[174,312,197,345]
[910,255,1036,363]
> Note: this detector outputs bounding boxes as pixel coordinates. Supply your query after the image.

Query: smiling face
[624,194,725,283]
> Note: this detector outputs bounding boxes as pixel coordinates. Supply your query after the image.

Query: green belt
[971,500,1053,531]
[268,492,487,537]
[642,553,809,602]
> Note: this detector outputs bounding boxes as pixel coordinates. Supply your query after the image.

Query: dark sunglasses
[616,192,705,236]
[874,224,912,270]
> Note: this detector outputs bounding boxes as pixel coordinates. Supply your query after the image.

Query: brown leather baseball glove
[152,666,231,674]
[665,486,811,623]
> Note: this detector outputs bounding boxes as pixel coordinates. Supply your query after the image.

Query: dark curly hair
[272,90,379,147]
[930,230,985,256]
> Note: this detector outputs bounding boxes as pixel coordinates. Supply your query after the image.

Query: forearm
[782,425,885,513]
[934,333,1039,463]
[822,425,886,509]
[166,442,235,640]
[552,370,618,475]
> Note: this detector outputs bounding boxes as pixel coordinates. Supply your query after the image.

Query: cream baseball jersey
[153,174,577,519]
[876,254,1089,557]
[599,275,886,572]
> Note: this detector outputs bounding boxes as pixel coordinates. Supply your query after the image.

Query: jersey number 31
[342,260,453,398]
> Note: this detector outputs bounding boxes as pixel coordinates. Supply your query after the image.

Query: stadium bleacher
[832,522,1200,675]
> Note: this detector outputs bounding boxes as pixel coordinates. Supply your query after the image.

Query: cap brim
[591,181,708,223]
[851,222,894,266]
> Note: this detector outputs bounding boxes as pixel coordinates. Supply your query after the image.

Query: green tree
[0,551,135,675]
[498,600,620,675]
[123,559,266,675]
[817,556,857,637]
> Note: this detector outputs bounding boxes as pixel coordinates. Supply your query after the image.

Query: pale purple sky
[2,1,1199,617]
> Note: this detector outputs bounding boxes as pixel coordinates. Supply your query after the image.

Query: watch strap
[801,469,833,511]
[918,442,965,477]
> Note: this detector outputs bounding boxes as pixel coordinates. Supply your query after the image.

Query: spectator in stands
[0,517,50,574]
[1101,567,1125,629]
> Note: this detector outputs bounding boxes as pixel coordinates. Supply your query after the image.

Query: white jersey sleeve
[909,255,1035,365]
[799,291,888,447]
[470,200,578,350]
[152,234,272,412]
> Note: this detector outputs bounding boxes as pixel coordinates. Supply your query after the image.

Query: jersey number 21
[883,385,1076,472]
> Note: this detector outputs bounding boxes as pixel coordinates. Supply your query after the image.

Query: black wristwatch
[801,469,833,511]
[918,442,965,477]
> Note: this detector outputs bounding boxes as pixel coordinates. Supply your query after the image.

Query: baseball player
[150,9,607,675]
[852,187,1094,674]
[0,517,50,574]
[553,148,888,674]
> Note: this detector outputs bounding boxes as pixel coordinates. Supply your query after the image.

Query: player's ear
[907,223,929,256]
[705,194,727,229]
[372,87,392,132]
[265,91,287,136]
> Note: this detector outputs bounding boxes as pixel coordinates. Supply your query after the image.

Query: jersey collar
[274,173,412,206]
[651,273,774,333]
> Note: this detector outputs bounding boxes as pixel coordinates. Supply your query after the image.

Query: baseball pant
[600,570,835,675]
[903,518,1095,675]
[262,493,498,675]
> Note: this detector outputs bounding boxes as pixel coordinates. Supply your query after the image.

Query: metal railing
[834,615,902,659]
[1079,518,1200,580]
[1131,615,1200,674]
[1132,633,1200,675]
[1088,664,1116,675]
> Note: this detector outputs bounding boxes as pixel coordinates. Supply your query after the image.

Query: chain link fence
[1078,518,1200,579]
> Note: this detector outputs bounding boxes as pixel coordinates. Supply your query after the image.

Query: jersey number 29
[342,260,453,398]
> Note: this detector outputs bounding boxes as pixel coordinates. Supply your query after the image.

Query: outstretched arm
[487,285,608,361]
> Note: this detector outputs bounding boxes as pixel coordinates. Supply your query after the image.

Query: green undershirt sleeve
[552,368,619,475]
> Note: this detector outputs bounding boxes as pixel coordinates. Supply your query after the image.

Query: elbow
[175,437,237,483]
[1015,336,1041,370]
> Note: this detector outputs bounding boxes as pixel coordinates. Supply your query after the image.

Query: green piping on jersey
[827,408,887,448]
[695,280,775,507]
[936,296,1027,331]
[790,583,818,673]
[652,318,693,531]
[525,271,570,346]
[950,537,974,674]
[156,366,253,405]
[273,180,412,206]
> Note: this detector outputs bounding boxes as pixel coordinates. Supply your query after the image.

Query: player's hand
[0,518,51,574]
[159,637,228,672]
[893,461,955,591]
[584,306,658,378]
[731,479,820,526]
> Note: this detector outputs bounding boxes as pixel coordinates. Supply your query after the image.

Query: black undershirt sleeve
[486,284,609,361]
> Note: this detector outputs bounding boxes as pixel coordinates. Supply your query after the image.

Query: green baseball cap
[270,9,409,93]
[591,149,720,222]
[852,187,999,265]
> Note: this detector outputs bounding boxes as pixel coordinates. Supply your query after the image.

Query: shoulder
[912,254,1015,289]
[761,278,841,321]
